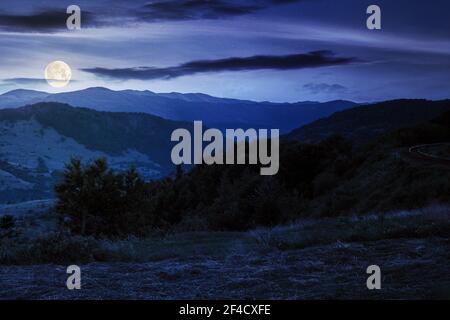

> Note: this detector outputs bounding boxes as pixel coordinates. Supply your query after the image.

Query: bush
[30,233,99,264]
[0,233,100,265]
[0,215,17,239]
[55,158,152,237]
[0,215,15,230]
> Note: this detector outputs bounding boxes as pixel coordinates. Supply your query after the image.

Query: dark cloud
[82,51,356,80]
[2,78,48,85]
[139,0,259,21]
[0,9,97,32]
[303,82,348,94]
[0,0,305,32]
[137,0,304,21]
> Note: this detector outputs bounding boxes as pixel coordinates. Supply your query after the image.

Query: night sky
[0,0,449,102]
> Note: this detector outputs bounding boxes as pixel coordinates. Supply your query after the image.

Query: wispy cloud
[138,0,259,21]
[2,78,77,85]
[0,0,307,33]
[303,82,348,95]
[82,51,356,80]
[136,0,308,22]
[1,78,48,85]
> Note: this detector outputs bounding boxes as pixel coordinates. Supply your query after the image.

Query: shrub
[55,158,152,237]
[0,233,100,265]
[0,215,15,230]
[30,233,99,264]
[0,215,17,239]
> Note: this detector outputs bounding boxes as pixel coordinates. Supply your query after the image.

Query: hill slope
[285,99,450,144]
[0,103,193,203]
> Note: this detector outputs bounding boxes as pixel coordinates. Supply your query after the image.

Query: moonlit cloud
[303,83,348,95]
[0,10,99,33]
[0,0,449,102]
[82,51,357,80]
[2,78,48,85]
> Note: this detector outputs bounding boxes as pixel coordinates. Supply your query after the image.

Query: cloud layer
[303,83,348,95]
[0,10,97,32]
[136,0,303,21]
[82,51,356,80]
[139,0,259,21]
[0,0,304,32]
[2,78,48,85]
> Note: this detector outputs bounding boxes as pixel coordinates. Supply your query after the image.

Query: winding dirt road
[408,143,450,166]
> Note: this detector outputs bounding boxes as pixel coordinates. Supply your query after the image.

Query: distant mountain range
[0,87,358,133]
[285,99,450,144]
[1,90,449,204]
[0,102,193,203]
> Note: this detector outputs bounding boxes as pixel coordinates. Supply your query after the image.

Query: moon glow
[45,61,72,88]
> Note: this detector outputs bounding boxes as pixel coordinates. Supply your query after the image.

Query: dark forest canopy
[54,109,450,238]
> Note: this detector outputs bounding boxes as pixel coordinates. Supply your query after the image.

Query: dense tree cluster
[55,135,354,237]
[54,111,450,238]
[55,158,150,237]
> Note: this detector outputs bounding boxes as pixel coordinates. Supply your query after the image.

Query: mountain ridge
[0,87,358,133]
[285,99,450,145]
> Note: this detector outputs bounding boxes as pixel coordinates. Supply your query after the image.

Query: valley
[0,102,194,203]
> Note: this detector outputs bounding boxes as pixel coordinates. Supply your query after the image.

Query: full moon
[45,61,72,88]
